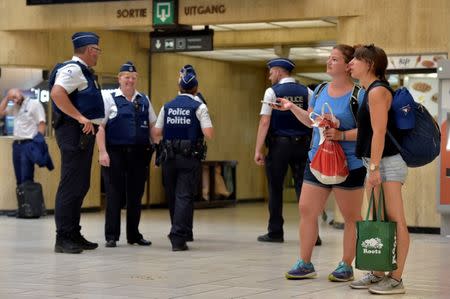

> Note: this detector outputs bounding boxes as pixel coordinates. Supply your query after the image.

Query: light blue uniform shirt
[308,84,365,170]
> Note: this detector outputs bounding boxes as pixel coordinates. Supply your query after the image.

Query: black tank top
[355,80,400,159]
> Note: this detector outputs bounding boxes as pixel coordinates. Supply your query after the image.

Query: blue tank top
[105,93,150,145]
[270,82,311,136]
[308,84,365,170]
[163,95,203,142]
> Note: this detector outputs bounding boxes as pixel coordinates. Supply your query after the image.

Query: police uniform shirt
[101,89,157,125]
[260,77,313,116]
[6,97,46,139]
[154,93,212,129]
[53,56,103,124]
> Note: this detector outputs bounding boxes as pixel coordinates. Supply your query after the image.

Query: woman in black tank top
[348,45,409,295]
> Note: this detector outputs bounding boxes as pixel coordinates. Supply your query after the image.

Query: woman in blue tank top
[272,44,366,283]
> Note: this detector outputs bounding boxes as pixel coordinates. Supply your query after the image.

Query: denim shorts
[362,154,408,183]
[303,161,366,190]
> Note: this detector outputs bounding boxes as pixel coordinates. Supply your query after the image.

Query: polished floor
[0,202,449,299]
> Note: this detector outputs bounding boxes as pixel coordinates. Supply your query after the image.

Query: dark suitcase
[16,181,46,218]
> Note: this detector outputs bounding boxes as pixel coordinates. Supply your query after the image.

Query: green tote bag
[356,187,397,271]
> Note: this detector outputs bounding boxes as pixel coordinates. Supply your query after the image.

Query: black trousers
[54,119,95,238]
[162,155,201,245]
[264,135,310,238]
[102,145,152,242]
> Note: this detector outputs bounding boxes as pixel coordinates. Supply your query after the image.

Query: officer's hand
[78,116,95,135]
[254,152,265,166]
[270,98,292,111]
[99,150,110,167]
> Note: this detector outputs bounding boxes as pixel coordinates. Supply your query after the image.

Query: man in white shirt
[0,88,46,185]
[50,32,104,254]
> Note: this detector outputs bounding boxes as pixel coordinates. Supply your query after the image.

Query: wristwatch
[369,163,379,172]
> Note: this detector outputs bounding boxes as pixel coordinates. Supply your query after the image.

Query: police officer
[152,67,213,251]
[50,32,104,254]
[254,58,312,243]
[97,61,156,248]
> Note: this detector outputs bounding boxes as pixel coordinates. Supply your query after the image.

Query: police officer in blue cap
[254,58,312,243]
[49,32,104,254]
[152,66,214,251]
[96,61,156,248]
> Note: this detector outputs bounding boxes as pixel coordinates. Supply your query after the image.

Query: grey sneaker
[369,276,405,295]
[349,272,384,289]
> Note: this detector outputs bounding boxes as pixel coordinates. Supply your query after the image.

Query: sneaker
[285,259,317,279]
[54,238,83,254]
[369,276,405,295]
[350,272,384,289]
[328,261,354,282]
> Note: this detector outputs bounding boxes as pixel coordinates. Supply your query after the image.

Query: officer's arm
[202,127,214,140]
[151,127,163,144]
[96,125,110,167]
[254,115,270,156]
[50,85,84,122]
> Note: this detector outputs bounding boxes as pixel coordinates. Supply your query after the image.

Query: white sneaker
[369,276,406,295]
[349,272,384,289]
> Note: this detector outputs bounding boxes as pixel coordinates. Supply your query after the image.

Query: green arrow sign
[153,0,175,26]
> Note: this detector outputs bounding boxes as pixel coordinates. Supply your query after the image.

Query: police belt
[268,135,309,143]
[13,139,33,145]
[164,139,202,153]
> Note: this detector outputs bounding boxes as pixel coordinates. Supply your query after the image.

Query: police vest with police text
[48,60,104,120]
[105,93,150,145]
[163,95,203,142]
[269,82,311,136]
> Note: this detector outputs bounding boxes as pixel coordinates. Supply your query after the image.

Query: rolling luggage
[16,181,46,218]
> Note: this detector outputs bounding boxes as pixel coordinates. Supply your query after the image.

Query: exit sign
[153,0,177,27]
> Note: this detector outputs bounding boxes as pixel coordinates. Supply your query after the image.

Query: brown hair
[333,44,355,63]
[353,44,388,82]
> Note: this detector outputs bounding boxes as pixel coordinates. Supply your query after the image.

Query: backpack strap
[350,84,361,124]
[314,82,328,100]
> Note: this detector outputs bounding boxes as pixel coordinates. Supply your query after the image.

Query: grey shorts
[362,154,408,184]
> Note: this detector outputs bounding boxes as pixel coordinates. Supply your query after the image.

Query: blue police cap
[180,64,196,76]
[119,61,137,73]
[179,72,198,90]
[72,32,99,49]
[267,58,295,72]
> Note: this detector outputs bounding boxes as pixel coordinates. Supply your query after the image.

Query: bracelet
[341,131,346,141]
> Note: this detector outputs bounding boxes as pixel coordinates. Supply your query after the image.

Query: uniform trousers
[12,140,35,185]
[264,135,310,238]
[102,145,152,242]
[54,119,95,239]
[162,154,201,246]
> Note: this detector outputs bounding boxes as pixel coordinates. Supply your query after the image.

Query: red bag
[309,103,349,185]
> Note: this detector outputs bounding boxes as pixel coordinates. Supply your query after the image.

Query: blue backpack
[368,82,441,168]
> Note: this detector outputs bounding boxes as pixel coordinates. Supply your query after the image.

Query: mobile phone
[260,100,282,106]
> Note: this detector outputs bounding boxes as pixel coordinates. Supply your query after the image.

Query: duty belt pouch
[78,125,97,150]
[52,111,64,129]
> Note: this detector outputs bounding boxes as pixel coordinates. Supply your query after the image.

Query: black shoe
[186,235,194,242]
[315,235,322,246]
[72,233,98,250]
[105,240,116,248]
[172,243,189,251]
[128,238,152,246]
[257,233,284,243]
[55,238,83,254]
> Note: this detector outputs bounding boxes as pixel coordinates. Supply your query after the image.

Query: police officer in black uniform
[152,67,213,251]
[50,32,104,253]
[254,58,312,243]
[96,62,156,248]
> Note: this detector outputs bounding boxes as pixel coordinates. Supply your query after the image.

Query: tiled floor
[0,202,449,298]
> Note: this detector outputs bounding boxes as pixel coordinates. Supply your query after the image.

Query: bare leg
[334,187,364,265]
[299,183,330,262]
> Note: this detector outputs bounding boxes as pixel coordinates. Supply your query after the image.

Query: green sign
[153,0,176,26]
